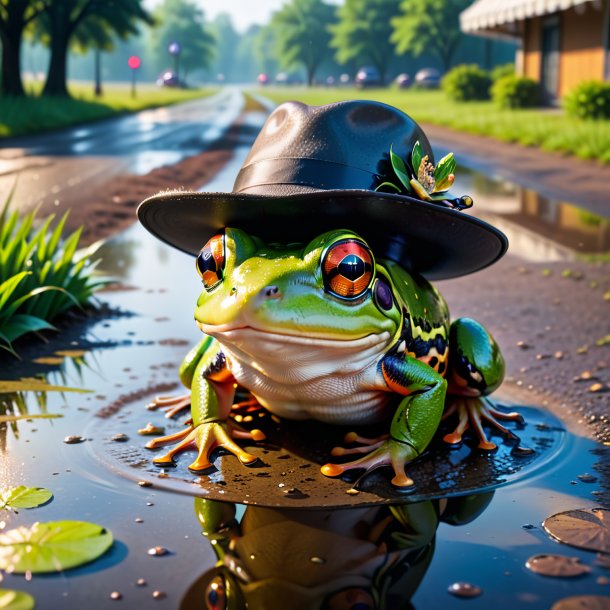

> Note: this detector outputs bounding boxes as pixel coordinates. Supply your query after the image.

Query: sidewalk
[424,122,610,217]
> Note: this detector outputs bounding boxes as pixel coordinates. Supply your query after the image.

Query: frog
[145,227,522,488]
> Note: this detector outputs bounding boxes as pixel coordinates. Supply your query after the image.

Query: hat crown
[234,100,434,194]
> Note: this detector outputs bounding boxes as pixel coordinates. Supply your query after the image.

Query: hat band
[234,157,379,193]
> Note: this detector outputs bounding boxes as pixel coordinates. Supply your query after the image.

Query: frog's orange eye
[196,233,225,291]
[322,239,374,299]
[204,575,226,609]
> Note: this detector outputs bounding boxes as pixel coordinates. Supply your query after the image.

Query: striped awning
[461,0,597,32]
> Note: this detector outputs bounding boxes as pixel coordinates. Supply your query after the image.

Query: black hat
[137,100,507,280]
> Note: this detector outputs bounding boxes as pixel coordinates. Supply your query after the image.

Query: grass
[258,86,610,164]
[0,81,217,138]
[0,189,107,357]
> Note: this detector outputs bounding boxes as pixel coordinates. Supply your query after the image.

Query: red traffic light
[128,56,141,70]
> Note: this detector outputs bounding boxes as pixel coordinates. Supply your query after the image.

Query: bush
[0,190,107,356]
[491,75,540,108]
[491,63,515,82]
[442,64,491,101]
[564,80,610,119]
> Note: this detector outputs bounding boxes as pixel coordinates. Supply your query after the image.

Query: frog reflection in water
[146,227,522,487]
[182,493,494,610]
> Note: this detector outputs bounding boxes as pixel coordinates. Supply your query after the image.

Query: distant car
[414,68,441,89]
[257,73,270,85]
[355,66,382,88]
[274,72,303,86]
[156,70,180,88]
[395,73,411,89]
[339,73,351,85]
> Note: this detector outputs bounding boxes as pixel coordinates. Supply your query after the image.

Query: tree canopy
[331,0,401,84]
[148,0,215,83]
[391,0,472,71]
[270,0,336,86]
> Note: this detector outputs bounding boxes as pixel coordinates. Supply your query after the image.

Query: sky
[147,0,342,33]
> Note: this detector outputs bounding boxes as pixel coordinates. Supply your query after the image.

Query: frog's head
[193,228,402,345]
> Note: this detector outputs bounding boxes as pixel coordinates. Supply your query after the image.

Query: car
[355,66,382,88]
[395,73,411,89]
[274,72,303,86]
[414,68,441,89]
[156,70,180,87]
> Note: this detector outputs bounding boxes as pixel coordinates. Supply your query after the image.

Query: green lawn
[258,86,610,164]
[0,82,217,138]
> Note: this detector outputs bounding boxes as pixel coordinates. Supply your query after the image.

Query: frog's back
[381,260,451,377]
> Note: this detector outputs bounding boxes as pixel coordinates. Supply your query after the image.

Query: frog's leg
[444,318,523,450]
[145,340,265,471]
[321,356,446,488]
[146,337,215,417]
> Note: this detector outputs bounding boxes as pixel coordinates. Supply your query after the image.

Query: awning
[461,0,597,32]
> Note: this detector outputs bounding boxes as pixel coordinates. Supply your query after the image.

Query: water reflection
[456,170,610,261]
[182,493,493,610]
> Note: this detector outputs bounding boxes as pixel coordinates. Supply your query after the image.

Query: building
[460,0,609,101]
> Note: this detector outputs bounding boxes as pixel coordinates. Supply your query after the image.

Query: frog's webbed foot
[145,421,261,472]
[146,393,191,418]
[321,436,417,488]
[442,397,524,450]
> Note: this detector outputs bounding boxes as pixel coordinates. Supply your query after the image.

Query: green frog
[146,227,521,488]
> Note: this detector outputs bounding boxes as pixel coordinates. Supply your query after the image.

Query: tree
[39,0,152,97]
[331,0,401,85]
[208,13,239,82]
[149,0,215,84]
[270,0,336,87]
[253,24,279,81]
[0,0,48,96]
[391,0,471,72]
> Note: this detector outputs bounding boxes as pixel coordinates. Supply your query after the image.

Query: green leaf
[2,314,56,342]
[389,145,412,191]
[0,486,53,511]
[374,181,402,193]
[0,379,90,393]
[0,588,35,610]
[411,140,423,175]
[0,520,113,573]
[433,152,456,183]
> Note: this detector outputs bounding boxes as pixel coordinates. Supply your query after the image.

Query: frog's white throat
[198,324,391,377]
[197,323,393,423]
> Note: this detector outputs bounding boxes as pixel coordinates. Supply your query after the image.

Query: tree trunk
[42,33,70,97]
[0,27,26,96]
[94,47,102,96]
[306,65,314,87]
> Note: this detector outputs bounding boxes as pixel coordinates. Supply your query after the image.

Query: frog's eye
[204,575,226,609]
[197,233,225,291]
[322,239,374,299]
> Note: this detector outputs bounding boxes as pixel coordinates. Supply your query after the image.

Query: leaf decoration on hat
[376,142,473,211]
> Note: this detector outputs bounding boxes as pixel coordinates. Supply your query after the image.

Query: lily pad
[0,589,35,610]
[0,486,53,511]
[551,596,610,610]
[543,508,610,553]
[525,553,591,577]
[0,520,113,573]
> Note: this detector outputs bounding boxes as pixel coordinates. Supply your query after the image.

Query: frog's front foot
[146,393,191,418]
[145,421,263,472]
[442,397,524,450]
[321,434,417,488]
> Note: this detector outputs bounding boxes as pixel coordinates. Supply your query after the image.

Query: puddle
[0,118,608,608]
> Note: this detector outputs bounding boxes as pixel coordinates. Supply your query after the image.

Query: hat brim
[137,188,508,280]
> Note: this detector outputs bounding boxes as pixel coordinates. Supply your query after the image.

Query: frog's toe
[146,393,191,418]
[322,440,417,489]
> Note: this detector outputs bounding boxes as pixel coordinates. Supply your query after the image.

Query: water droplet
[522,524,536,530]
[152,591,166,599]
[136,578,147,587]
[138,481,153,488]
[512,445,535,456]
[110,591,122,600]
[135,518,143,523]
[147,546,169,557]
[310,556,326,564]
[578,473,598,483]
[447,582,482,598]
[526,554,591,577]
[63,435,85,444]
[112,433,129,442]
[138,423,165,436]
[345,488,360,496]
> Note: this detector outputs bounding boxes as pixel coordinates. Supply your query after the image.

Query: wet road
[0,87,244,215]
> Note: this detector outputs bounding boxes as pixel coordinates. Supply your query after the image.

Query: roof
[461,0,596,33]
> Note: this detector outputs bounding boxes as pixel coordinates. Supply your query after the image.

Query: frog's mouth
[197,322,391,369]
